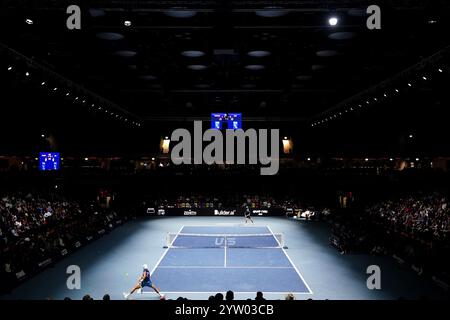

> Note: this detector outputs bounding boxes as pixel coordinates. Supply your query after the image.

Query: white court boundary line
[267,225,313,294]
[149,225,313,295]
[150,225,184,277]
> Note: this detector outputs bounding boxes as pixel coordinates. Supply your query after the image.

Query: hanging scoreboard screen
[39,152,60,171]
[211,113,242,130]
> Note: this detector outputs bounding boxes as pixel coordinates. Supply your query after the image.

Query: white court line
[267,225,313,295]
[224,242,227,267]
[141,291,309,295]
[150,225,184,277]
[156,266,294,269]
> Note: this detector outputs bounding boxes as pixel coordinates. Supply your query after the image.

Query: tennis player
[123,264,163,299]
[244,204,254,224]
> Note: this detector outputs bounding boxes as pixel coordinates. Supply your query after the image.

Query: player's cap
[143,264,148,269]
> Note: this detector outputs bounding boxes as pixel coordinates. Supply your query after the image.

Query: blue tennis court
[149,225,312,294]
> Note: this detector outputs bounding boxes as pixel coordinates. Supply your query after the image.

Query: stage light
[41,82,45,85]
[41,134,45,138]
[307,158,311,161]
[124,20,132,27]
[151,158,155,161]
[416,158,420,161]
[365,158,369,161]
[408,83,412,87]
[25,72,30,77]
[84,157,89,161]
[66,92,70,96]
[53,87,57,91]
[390,158,394,161]
[438,68,443,72]
[383,93,387,97]
[328,17,338,26]
[409,134,413,138]
[25,18,33,25]
[75,96,79,100]
[7,66,12,71]
[395,89,399,92]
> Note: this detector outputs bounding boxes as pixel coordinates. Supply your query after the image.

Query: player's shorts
[141,279,152,288]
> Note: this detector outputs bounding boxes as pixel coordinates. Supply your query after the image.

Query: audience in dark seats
[225,290,234,301]
[255,291,266,301]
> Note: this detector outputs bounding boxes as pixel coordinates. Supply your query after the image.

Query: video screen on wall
[211,113,242,130]
[39,152,60,171]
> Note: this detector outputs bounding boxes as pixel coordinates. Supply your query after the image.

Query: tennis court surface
[149,225,312,295]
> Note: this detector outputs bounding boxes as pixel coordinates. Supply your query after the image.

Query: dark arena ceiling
[0,0,449,155]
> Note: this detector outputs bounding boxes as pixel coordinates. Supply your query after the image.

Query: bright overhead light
[415,158,420,161]
[438,68,443,72]
[84,158,89,161]
[395,89,399,92]
[25,18,33,25]
[41,82,45,85]
[181,50,205,58]
[408,83,412,87]
[53,87,57,91]
[365,158,369,161]
[66,92,70,96]
[409,134,413,138]
[7,66,12,71]
[41,134,45,138]
[389,158,394,161]
[307,158,311,161]
[25,72,30,77]
[328,17,338,26]
[422,76,427,80]
[124,20,132,27]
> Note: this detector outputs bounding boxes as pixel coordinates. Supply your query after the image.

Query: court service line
[150,225,184,276]
[267,226,314,295]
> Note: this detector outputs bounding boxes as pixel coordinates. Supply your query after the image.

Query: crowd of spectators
[0,192,123,292]
[365,193,449,243]
[62,291,297,301]
[146,193,308,210]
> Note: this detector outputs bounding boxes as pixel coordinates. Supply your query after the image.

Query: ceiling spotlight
[365,158,369,161]
[422,76,427,80]
[151,158,155,161]
[328,17,338,26]
[41,134,45,138]
[415,158,420,161]
[408,83,412,87]
[25,72,30,77]
[395,89,399,92]
[66,92,70,96]
[283,136,288,140]
[84,158,89,161]
[389,158,394,161]
[124,20,132,27]
[427,19,437,24]
[41,82,46,86]
[53,87,58,91]
[91,104,95,107]
[409,134,413,138]
[75,96,79,100]
[438,68,443,72]
[25,18,33,25]
[7,66,12,71]
[82,100,86,103]
[383,93,387,97]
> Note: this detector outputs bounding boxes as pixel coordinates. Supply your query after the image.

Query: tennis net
[165,233,285,249]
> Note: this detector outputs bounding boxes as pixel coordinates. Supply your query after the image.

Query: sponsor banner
[61,248,68,256]
[15,270,26,280]
[163,207,285,216]
[38,258,52,268]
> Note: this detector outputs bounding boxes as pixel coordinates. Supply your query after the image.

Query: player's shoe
[137,288,142,294]
[123,292,130,299]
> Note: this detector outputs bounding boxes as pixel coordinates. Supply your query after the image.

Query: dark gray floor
[1,216,446,300]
